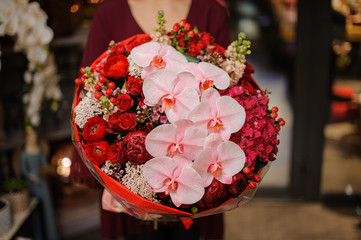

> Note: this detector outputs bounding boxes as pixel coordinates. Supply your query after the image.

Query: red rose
[83,116,107,141]
[84,141,109,165]
[126,76,143,95]
[116,94,134,112]
[107,112,137,133]
[102,55,128,79]
[227,172,248,198]
[197,179,228,210]
[121,130,152,165]
[198,32,215,46]
[106,140,127,164]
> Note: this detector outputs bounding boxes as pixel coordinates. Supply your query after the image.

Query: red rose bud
[108,82,116,89]
[197,179,228,211]
[254,175,261,182]
[95,92,102,100]
[179,19,187,26]
[126,76,143,95]
[184,23,191,30]
[106,141,127,164]
[83,116,107,141]
[107,112,137,133]
[173,23,180,32]
[84,141,109,165]
[99,75,107,84]
[102,55,129,79]
[227,172,248,198]
[116,94,134,112]
[121,130,152,165]
[249,181,257,189]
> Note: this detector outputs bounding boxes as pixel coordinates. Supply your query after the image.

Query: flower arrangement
[0,0,61,127]
[72,11,285,221]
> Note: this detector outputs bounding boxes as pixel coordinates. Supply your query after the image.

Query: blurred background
[0,0,360,239]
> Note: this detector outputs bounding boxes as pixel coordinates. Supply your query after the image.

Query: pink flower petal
[173,119,194,141]
[165,87,200,123]
[160,45,188,72]
[200,88,220,116]
[143,156,178,190]
[143,69,177,106]
[193,148,214,187]
[181,127,208,159]
[187,102,212,133]
[129,42,160,67]
[170,167,204,206]
[172,72,198,96]
[216,96,246,133]
[198,62,230,90]
[145,124,177,157]
[216,141,246,183]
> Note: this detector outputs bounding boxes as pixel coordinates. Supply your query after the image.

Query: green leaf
[182,53,200,63]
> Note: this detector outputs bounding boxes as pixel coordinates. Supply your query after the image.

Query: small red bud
[247,172,253,179]
[108,82,116,89]
[95,92,102,100]
[187,30,195,37]
[275,125,281,132]
[254,175,261,182]
[272,106,279,113]
[94,84,101,91]
[173,23,180,32]
[80,67,86,74]
[109,97,117,104]
[99,75,107,84]
[184,23,191,30]
[75,78,82,85]
[278,118,286,126]
[249,181,257,189]
[243,167,251,174]
[271,112,278,118]
[179,19,187,27]
[106,89,112,97]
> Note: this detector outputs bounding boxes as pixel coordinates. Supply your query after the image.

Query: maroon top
[81,0,230,67]
[76,0,230,239]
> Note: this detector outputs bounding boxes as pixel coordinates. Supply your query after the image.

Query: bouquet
[72,11,285,222]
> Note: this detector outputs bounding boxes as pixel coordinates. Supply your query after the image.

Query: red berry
[99,75,107,84]
[271,112,278,118]
[106,89,112,97]
[278,118,286,126]
[109,97,117,104]
[94,84,101,91]
[272,106,279,113]
[275,125,281,132]
[80,67,86,74]
[247,172,253,179]
[108,82,116,89]
[184,23,191,30]
[187,30,195,37]
[243,167,251,174]
[75,78,82,85]
[179,19,187,26]
[173,23,180,32]
[250,165,255,171]
[254,175,261,182]
[249,182,257,189]
[95,92,102,99]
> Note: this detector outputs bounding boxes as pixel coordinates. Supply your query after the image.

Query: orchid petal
[129,42,160,67]
[170,167,204,206]
[172,72,198,96]
[216,96,246,133]
[145,124,177,157]
[200,88,220,116]
[160,45,188,72]
[165,87,200,123]
[143,69,177,106]
[216,141,246,183]
[181,127,208,159]
[193,148,214,187]
[198,62,230,90]
[188,102,212,133]
[143,157,178,190]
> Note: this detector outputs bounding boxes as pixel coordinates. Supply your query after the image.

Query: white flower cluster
[127,56,142,78]
[0,0,53,70]
[74,97,102,129]
[150,31,171,45]
[221,42,247,87]
[121,163,161,204]
[0,0,62,127]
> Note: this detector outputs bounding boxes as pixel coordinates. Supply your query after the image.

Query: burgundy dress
[75,0,230,239]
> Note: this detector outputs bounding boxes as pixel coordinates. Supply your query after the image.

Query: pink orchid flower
[193,133,246,187]
[145,119,207,160]
[188,88,246,140]
[143,69,200,123]
[185,62,230,92]
[143,156,204,207]
[129,41,188,79]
